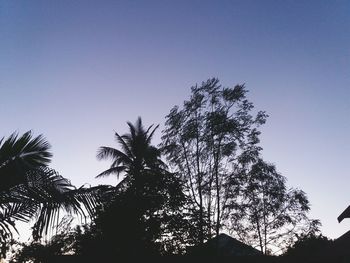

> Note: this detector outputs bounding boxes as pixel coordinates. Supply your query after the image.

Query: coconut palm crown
[96,117,166,180]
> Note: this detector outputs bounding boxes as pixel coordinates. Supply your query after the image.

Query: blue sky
[1,0,349,239]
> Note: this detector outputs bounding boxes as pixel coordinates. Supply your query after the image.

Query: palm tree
[96,117,165,181]
[0,131,103,255]
[95,118,187,256]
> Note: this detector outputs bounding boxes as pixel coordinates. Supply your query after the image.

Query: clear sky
[1,0,349,240]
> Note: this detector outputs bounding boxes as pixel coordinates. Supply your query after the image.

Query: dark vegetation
[1,79,346,262]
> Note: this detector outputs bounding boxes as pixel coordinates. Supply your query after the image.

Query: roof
[331,230,350,256]
[338,205,350,223]
[188,233,262,257]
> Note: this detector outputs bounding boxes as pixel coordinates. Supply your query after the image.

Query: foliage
[226,157,320,254]
[0,132,103,257]
[161,78,267,243]
[283,233,332,259]
[89,174,188,256]
[3,80,322,259]
[96,117,166,179]
[0,131,51,255]
[94,118,190,256]
[9,216,76,263]
[0,131,52,190]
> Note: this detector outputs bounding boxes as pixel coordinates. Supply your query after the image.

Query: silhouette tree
[0,132,102,256]
[96,117,165,180]
[95,118,188,257]
[226,155,320,254]
[161,78,267,244]
[283,233,333,262]
[9,216,76,263]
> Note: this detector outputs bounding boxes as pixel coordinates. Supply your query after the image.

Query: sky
[0,0,349,240]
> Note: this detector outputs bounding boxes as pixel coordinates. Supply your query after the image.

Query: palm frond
[96,166,127,178]
[0,132,105,252]
[0,191,39,242]
[0,131,52,195]
[0,131,51,169]
[127,120,137,140]
[114,132,133,159]
[27,168,104,240]
[96,147,131,163]
[146,124,159,144]
[97,117,164,181]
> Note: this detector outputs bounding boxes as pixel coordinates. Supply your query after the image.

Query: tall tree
[96,118,188,256]
[226,156,320,254]
[161,78,267,243]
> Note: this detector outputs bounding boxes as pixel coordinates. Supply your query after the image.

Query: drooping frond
[0,132,106,255]
[0,201,38,242]
[96,147,131,163]
[0,131,52,169]
[0,166,105,242]
[26,168,104,240]
[0,131,52,192]
[96,166,127,178]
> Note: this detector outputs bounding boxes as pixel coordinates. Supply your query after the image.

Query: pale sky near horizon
[1,0,350,241]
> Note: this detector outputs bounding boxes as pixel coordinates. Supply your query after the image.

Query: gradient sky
[1,0,349,240]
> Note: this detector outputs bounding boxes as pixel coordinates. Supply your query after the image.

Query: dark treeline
[1,79,345,262]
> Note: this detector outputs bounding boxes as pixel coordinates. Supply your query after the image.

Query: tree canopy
[3,79,321,261]
[91,118,189,257]
[161,78,267,244]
